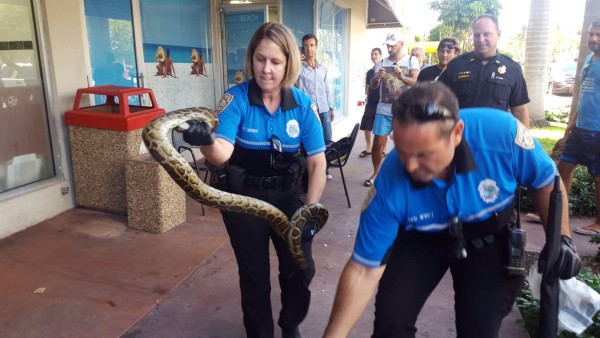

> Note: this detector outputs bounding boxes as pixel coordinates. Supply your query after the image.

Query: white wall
[0,0,377,238]
[0,0,84,238]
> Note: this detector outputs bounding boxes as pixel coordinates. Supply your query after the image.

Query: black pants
[372,229,524,338]
[221,187,315,338]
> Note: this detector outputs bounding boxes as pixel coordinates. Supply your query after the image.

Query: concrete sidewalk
[1,129,597,338]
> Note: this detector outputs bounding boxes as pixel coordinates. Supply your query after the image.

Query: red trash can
[65,85,165,214]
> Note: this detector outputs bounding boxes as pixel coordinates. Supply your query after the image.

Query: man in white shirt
[363,32,420,187]
[298,34,335,179]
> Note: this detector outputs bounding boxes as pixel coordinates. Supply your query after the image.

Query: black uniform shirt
[365,68,380,109]
[438,51,530,111]
[417,64,444,82]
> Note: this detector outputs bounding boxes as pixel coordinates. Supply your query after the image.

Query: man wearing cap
[438,15,530,127]
[417,38,461,82]
[364,32,420,187]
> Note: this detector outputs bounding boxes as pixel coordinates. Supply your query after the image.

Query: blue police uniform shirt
[352,108,557,268]
[214,79,325,173]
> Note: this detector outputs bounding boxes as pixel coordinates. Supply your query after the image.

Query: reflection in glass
[84,0,138,105]
[317,0,348,119]
[0,0,55,193]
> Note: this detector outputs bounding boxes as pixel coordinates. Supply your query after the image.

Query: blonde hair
[156,46,165,62]
[244,22,301,88]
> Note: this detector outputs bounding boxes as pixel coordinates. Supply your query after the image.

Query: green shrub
[545,105,571,124]
[516,267,600,337]
[569,166,597,217]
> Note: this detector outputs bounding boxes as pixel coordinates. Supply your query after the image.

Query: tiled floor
[1,132,597,338]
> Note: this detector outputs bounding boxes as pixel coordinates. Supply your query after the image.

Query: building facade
[0,0,406,237]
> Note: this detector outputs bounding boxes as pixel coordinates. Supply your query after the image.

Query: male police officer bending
[323,82,581,338]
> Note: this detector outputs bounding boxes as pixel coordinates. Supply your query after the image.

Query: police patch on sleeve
[514,120,535,150]
[216,93,234,115]
[310,103,321,122]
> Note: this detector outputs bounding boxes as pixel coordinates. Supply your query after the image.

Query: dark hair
[591,17,600,28]
[302,34,318,46]
[473,14,500,31]
[392,82,459,137]
[438,37,461,53]
[372,47,382,55]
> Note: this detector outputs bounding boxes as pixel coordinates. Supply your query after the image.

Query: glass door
[84,0,138,105]
[317,0,348,119]
[221,5,268,89]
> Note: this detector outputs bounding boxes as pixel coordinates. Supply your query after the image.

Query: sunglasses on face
[406,104,457,122]
[270,135,284,169]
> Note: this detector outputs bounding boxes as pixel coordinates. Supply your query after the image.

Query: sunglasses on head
[406,104,457,122]
[438,42,457,51]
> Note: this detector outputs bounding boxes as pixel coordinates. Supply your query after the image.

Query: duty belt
[245,175,285,189]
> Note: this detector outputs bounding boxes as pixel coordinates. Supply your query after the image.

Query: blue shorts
[373,113,393,136]
[560,127,600,176]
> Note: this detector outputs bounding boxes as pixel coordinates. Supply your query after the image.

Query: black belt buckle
[449,216,467,260]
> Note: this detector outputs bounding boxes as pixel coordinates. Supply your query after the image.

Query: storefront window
[282,0,314,45]
[84,0,138,104]
[317,0,348,119]
[0,0,54,193]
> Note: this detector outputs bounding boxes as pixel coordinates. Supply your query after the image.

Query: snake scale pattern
[142,107,329,269]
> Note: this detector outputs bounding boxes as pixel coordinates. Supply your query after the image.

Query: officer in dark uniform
[184,23,327,338]
[438,14,530,127]
[323,82,581,337]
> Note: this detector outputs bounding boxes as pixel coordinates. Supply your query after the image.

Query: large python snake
[142,107,329,269]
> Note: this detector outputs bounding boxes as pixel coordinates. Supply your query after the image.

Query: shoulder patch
[216,93,234,115]
[361,186,376,212]
[310,103,320,121]
[514,120,535,150]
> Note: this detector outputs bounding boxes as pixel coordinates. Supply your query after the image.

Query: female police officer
[183,23,326,338]
[324,82,581,337]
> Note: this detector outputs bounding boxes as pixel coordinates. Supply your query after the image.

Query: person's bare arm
[370,68,385,90]
[510,104,530,128]
[564,109,579,138]
[528,178,571,237]
[200,138,234,166]
[305,153,327,203]
[323,260,385,337]
[400,68,419,87]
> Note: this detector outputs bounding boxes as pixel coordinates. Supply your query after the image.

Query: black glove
[182,120,215,146]
[301,219,319,244]
[539,235,582,279]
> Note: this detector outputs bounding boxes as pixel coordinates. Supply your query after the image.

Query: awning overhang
[367,0,403,29]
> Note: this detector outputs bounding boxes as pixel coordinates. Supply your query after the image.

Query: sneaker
[326,173,333,180]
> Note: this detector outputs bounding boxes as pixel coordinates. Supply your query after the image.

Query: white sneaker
[326,173,333,180]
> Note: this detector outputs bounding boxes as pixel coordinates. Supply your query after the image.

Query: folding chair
[325,123,360,208]
[171,130,211,215]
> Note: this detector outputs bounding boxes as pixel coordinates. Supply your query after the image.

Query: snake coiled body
[142,107,328,269]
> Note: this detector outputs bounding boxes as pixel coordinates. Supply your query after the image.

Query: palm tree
[523,0,553,127]
[570,0,600,120]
